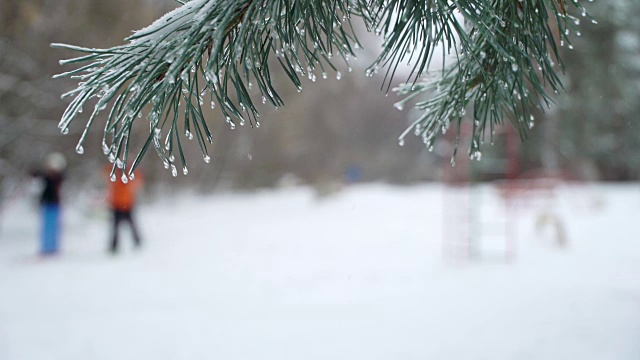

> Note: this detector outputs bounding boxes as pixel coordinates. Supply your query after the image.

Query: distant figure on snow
[30,152,66,255]
[106,168,144,254]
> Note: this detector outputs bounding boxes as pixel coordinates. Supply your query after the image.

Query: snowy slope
[1,184,639,360]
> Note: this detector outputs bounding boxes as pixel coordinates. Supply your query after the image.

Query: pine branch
[52,0,590,178]
[392,0,592,163]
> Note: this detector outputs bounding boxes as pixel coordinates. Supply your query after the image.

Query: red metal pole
[505,127,519,262]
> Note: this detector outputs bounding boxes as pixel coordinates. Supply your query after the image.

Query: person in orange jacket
[106,167,144,254]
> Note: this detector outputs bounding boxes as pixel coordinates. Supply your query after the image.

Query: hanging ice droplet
[210,101,215,109]
[171,165,178,177]
[183,167,189,175]
[203,154,211,163]
[394,102,404,111]
[129,172,135,181]
[62,128,69,135]
[76,144,84,154]
[110,173,116,182]
[102,142,110,155]
[262,96,267,104]
[336,71,342,80]
[121,173,129,184]
[512,63,519,72]
[398,138,405,146]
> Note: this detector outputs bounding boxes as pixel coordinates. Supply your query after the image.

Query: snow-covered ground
[1,183,639,360]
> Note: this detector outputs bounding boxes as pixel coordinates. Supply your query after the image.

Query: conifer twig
[52,0,591,176]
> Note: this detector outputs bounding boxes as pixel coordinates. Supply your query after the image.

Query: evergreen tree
[556,1,640,180]
[52,0,589,179]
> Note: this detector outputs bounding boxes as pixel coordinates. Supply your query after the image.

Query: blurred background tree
[488,0,640,182]
[553,1,640,180]
[442,1,640,182]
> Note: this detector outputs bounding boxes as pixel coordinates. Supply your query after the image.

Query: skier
[106,168,144,254]
[31,152,66,255]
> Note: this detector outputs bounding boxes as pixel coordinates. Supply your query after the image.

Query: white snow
[129,0,208,44]
[1,183,639,360]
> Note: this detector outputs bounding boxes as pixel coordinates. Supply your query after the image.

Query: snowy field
[1,183,639,360]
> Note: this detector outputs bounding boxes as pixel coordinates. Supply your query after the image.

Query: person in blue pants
[31,153,66,255]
